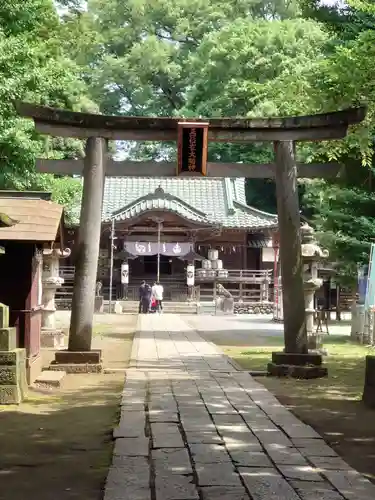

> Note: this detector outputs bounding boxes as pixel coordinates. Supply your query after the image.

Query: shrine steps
[109,300,217,315]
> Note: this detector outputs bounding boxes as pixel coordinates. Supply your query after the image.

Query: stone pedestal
[305,282,321,350]
[268,224,329,379]
[49,349,102,373]
[41,330,65,349]
[301,225,328,351]
[268,351,328,379]
[0,304,27,404]
[222,297,234,314]
[41,247,70,349]
[94,295,104,313]
[351,303,365,340]
[362,355,375,408]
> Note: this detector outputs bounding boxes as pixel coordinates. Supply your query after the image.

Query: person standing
[152,281,164,313]
[139,281,152,314]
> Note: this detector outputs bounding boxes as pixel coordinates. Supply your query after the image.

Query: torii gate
[15,103,365,368]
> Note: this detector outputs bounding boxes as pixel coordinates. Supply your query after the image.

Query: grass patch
[221,334,375,481]
[223,335,374,401]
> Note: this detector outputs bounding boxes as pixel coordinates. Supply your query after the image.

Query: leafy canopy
[0,0,97,224]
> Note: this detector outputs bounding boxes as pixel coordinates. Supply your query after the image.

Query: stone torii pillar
[69,138,106,350]
[53,137,106,370]
[274,141,307,354]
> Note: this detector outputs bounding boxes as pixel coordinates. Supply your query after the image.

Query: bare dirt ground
[0,314,137,500]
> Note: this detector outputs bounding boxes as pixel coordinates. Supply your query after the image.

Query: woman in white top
[152,281,164,313]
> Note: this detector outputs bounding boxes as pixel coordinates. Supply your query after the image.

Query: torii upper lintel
[15,101,366,142]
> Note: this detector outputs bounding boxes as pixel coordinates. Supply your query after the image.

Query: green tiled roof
[111,187,211,225]
[102,177,277,230]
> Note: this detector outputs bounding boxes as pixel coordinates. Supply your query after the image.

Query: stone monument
[267,223,329,379]
[301,223,329,350]
[0,303,27,404]
[41,247,71,348]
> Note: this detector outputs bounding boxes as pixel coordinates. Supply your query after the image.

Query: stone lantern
[301,223,329,349]
[41,246,71,348]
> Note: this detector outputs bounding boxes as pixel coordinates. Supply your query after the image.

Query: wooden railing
[194,285,271,303]
[195,269,272,283]
[55,266,273,309]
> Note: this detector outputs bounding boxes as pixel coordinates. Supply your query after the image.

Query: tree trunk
[68,137,106,351]
[274,141,307,354]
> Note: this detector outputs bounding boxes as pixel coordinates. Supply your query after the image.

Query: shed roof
[103,177,277,230]
[0,194,63,242]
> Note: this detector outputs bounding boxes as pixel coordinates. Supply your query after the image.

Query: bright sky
[320,0,346,6]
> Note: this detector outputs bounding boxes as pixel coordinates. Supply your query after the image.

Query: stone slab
[148,410,179,422]
[189,443,231,464]
[154,472,198,500]
[121,402,145,411]
[239,467,301,500]
[105,456,150,500]
[229,450,273,468]
[113,437,149,457]
[0,327,16,351]
[266,447,308,465]
[292,438,338,457]
[322,469,375,500]
[278,422,321,439]
[277,465,325,482]
[153,448,192,475]
[200,486,250,500]
[34,370,66,388]
[184,430,223,444]
[151,423,185,448]
[114,412,146,438]
[180,417,216,432]
[195,463,241,486]
[290,480,345,500]
[222,433,263,452]
[308,455,352,471]
[252,429,293,448]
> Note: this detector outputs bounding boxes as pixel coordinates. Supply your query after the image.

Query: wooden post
[274,141,307,353]
[68,137,106,351]
[336,285,341,321]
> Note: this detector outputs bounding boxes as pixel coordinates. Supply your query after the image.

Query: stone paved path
[104,314,375,500]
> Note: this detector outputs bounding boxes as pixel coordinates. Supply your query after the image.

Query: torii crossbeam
[15,102,366,364]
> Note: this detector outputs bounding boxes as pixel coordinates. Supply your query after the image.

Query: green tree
[298,0,375,280]
[0,0,95,223]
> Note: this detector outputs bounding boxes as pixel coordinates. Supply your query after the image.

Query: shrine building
[62,176,278,304]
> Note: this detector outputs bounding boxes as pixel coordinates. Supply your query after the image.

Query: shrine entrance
[143,255,172,276]
[16,102,366,359]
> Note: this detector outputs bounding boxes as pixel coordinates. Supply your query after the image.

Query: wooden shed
[0,191,65,383]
